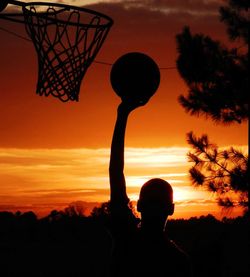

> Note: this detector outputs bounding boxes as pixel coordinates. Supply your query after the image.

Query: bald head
[137,178,174,215]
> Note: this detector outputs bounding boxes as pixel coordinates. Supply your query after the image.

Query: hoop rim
[0,1,114,28]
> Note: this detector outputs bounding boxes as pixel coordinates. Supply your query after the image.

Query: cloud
[175,198,217,206]
[81,0,224,19]
[1,145,247,201]
[4,0,223,15]
[0,147,190,207]
[111,0,224,16]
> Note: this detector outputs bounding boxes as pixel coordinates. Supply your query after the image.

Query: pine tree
[176,0,249,212]
[187,132,248,210]
[176,0,249,124]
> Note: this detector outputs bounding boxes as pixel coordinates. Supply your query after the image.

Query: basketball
[0,0,8,12]
[110,52,160,104]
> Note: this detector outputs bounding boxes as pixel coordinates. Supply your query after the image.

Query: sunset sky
[0,0,248,219]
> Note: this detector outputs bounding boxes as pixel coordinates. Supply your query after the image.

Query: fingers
[119,97,149,113]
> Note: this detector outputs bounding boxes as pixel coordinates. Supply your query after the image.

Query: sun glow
[174,187,190,202]
[0,147,246,218]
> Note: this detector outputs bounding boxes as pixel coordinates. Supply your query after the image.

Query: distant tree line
[0,206,249,276]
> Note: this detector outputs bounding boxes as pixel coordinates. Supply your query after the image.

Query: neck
[140,217,167,235]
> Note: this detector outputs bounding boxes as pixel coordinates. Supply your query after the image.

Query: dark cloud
[86,0,223,19]
[83,0,228,64]
[115,0,223,16]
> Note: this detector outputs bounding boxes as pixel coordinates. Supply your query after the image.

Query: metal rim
[0,1,114,28]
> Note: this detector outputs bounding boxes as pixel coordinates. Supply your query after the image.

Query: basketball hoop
[0,1,113,102]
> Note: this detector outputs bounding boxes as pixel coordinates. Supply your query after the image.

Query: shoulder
[110,202,139,236]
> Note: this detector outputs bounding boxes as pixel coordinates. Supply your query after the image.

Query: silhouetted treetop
[176,0,249,124]
[220,0,249,43]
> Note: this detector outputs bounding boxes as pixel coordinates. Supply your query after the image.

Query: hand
[118,97,149,114]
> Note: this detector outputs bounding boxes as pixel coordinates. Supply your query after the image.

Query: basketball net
[0,1,113,102]
[21,4,112,102]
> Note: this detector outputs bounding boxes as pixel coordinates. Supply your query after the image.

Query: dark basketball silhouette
[110,52,160,105]
[109,53,192,276]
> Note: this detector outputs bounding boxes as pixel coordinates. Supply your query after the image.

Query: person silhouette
[108,100,193,277]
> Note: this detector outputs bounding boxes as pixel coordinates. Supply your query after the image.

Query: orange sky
[0,0,248,218]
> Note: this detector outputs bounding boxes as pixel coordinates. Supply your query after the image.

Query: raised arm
[109,101,145,207]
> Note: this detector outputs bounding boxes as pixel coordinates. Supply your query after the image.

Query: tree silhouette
[187,132,248,211]
[176,0,249,124]
[64,201,86,217]
[220,0,249,44]
[175,0,249,213]
[91,202,111,219]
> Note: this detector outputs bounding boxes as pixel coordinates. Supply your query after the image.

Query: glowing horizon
[0,146,247,219]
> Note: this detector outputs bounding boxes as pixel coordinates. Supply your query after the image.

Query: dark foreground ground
[0,208,249,277]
